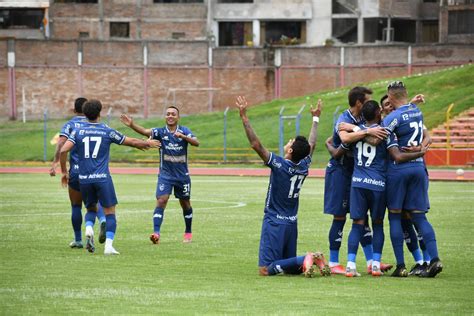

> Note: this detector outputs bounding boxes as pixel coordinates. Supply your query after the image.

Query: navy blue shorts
[386,165,429,212]
[156,176,191,200]
[68,173,80,192]
[80,179,118,209]
[258,217,298,267]
[324,164,351,216]
[350,187,386,220]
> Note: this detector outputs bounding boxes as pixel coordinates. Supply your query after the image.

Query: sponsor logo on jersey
[276,214,297,222]
[159,184,165,191]
[79,173,108,180]
[109,131,122,141]
[272,160,282,168]
[163,136,169,141]
[163,154,186,163]
[386,118,398,131]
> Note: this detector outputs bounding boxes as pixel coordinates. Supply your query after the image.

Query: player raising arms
[236,95,330,278]
[50,97,106,249]
[120,106,199,244]
[383,81,443,277]
[60,100,159,255]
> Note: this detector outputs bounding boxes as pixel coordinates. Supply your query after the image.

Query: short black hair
[387,81,407,100]
[74,97,87,114]
[362,100,380,122]
[348,86,373,107]
[83,99,102,121]
[166,106,180,115]
[291,136,310,163]
[380,94,388,105]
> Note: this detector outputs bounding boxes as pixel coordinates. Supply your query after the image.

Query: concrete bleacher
[426,108,474,166]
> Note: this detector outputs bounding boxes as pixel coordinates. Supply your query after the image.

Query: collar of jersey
[345,109,360,123]
[166,125,180,133]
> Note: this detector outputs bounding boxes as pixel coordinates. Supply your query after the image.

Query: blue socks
[153,207,164,234]
[183,208,193,233]
[389,212,405,265]
[372,222,384,261]
[329,219,346,263]
[85,210,96,229]
[97,203,106,223]
[105,214,116,240]
[267,256,305,275]
[401,218,423,263]
[411,213,439,261]
[347,223,364,263]
[71,205,82,242]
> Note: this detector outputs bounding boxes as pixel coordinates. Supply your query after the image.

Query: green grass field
[1,173,473,314]
[1,64,473,165]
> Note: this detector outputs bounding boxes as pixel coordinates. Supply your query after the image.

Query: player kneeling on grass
[236,96,330,277]
[60,100,160,255]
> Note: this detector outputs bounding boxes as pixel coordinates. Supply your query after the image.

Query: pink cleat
[302,252,315,278]
[313,252,331,276]
[150,233,160,244]
[330,264,346,275]
[183,233,192,243]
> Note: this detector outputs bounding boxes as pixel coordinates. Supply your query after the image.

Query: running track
[0,167,472,181]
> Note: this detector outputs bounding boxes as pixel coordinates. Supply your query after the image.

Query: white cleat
[104,246,120,255]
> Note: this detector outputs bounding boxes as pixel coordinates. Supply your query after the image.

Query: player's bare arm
[308,99,322,156]
[410,94,425,105]
[236,95,270,163]
[325,136,347,159]
[120,114,152,137]
[122,137,161,150]
[59,140,74,188]
[388,142,429,164]
[174,131,200,147]
[50,135,68,176]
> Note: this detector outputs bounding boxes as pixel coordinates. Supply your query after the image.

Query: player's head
[74,97,87,114]
[362,100,381,124]
[165,106,180,126]
[348,86,373,108]
[285,136,310,163]
[387,81,407,107]
[83,99,102,121]
[380,94,393,116]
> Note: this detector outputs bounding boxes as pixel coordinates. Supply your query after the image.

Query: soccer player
[323,86,389,274]
[236,95,330,277]
[120,106,199,244]
[383,81,443,277]
[50,97,106,248]
[341,100,428,277]
[60,100,160,255]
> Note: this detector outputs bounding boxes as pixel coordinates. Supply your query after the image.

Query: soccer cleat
[371,265,383,277]
[367,263,393,274]
[302,252,315,278]
[419,259,443,278]
[409,263,425,276]
[85,230,95,253]
[313,252,331,276]
[330,264,346,275]
[391,264,408,277]
[104,246,120,255]
[345,267,361,277]
[150,232,160,244]
[99,221,106,244]
[183,232,192,243]
[69,240,83,249]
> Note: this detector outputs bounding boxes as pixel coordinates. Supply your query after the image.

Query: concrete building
[0,0,472,44]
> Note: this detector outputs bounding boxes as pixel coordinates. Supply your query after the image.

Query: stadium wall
[1,40,473,119]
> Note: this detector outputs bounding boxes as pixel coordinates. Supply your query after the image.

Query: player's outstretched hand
[61,173,69,188]
[236,95,248,118]
[310,98,323,118]
[49,163,57,177]
[146,138,161,150]
[367,127,388,140]
[120,114,133,127]
[410,94,425,105]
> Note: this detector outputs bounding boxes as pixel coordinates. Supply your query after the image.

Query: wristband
[352,126,361,132]
[312,116,320,123]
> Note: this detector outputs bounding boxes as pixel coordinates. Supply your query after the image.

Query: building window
[218,22,253,46]
[153,0,204,3]
[262,21,305,45]
[79,31,90,38]
[110,22,130,38]
[332,18,357,43]
[448,10,474,34]
[422,20,439,42]
[0,9,44,29]
[172,32,186,39]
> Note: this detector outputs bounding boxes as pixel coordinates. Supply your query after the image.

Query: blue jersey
[59,116,88,175]
[383,103,424,169]
[330,109,363,170]
[68,122,125,184]
[151,125,195,180]
[264,153,311,225]
[351,124,396,192]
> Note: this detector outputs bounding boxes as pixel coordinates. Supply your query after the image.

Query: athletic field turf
[1,174,473,314]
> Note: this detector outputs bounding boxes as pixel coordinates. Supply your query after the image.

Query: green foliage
[0,174,473,314]
[0,65,473,164]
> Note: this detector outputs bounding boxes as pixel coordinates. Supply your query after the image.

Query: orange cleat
[150,232,160,244]
[313,252,331,276]
[183,232,192,243]
[330,264,346,275]
[302,252,315,278]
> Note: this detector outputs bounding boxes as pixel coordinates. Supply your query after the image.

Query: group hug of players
[51,80,442,278]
